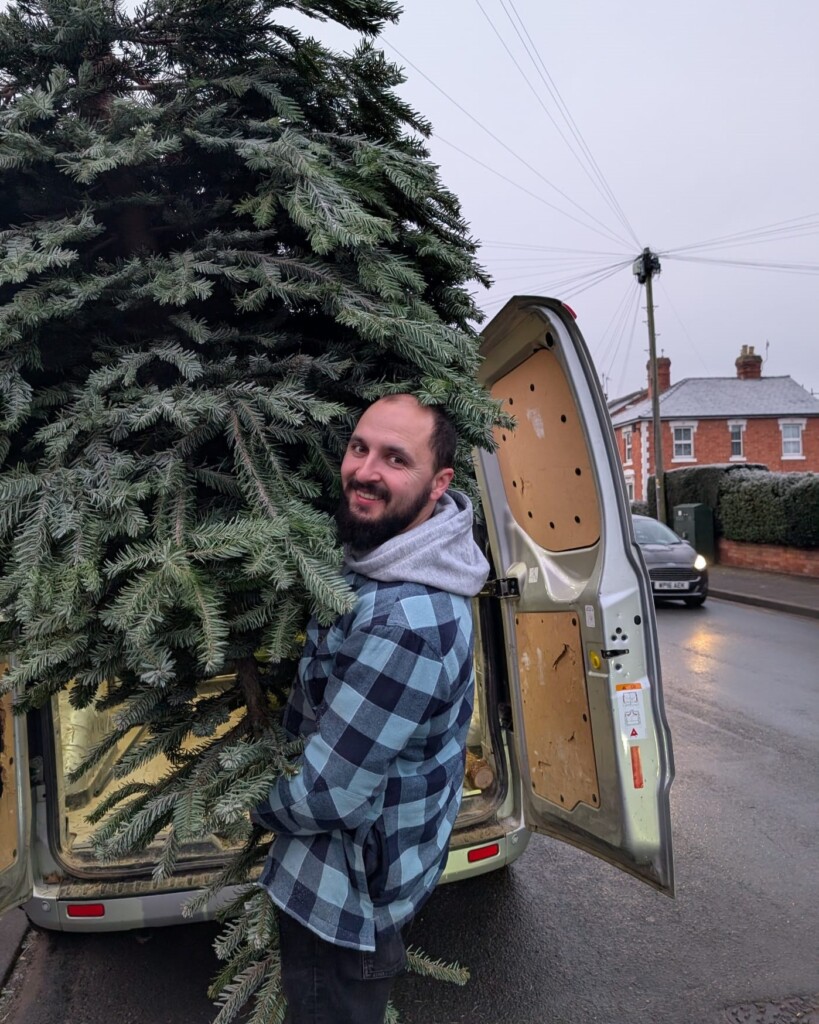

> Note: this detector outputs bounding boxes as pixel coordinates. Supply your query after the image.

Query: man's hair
[428,404,458,472]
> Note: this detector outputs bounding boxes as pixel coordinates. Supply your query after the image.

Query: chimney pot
[736,346,763,380]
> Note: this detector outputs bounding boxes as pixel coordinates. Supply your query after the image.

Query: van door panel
[475,296,675,895]
[0,682,33,914]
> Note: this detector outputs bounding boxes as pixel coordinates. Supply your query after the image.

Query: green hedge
[718,469,819,548]
[646,464,768,523]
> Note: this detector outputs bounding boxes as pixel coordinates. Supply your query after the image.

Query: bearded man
[253,394,490,1024]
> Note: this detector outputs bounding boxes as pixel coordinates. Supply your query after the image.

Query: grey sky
[4,0,817,398]
[296,0,819,399]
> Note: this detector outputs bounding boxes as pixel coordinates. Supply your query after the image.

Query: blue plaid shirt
[254,571,475,951]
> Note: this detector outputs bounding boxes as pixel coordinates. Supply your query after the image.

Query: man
[253,394,490,1024]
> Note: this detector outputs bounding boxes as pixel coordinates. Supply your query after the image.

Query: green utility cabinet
[672,503,715,564]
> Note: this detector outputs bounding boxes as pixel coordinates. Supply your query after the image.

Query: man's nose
[353,453,382,482]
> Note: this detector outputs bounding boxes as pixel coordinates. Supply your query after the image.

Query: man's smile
[348,483,390,509]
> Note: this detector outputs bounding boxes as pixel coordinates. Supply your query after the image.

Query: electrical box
[672,503,715,563]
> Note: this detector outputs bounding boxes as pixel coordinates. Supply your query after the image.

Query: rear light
[66,903,105,918]
[467,842,500,863]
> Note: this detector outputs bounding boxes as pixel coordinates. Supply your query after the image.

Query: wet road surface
[2,598,817,1024]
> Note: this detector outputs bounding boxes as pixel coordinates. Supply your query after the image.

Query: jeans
[279,911,409,1024]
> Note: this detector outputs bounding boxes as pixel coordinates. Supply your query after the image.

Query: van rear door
[0,685,33,915]
[474,296,674,894]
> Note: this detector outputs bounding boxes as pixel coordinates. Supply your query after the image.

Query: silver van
[0,296,674,931]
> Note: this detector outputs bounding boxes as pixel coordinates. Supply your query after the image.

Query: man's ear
[430,468,455,502]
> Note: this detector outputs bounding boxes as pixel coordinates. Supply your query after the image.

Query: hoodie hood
[343,490,490,598]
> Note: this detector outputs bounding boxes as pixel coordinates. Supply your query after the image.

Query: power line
[655,280,709,375]
[495,0,641,248]
[595,277,641,372]
[433,135,631,247]
[481,257,632,311]
[383,39,634,248]
[663,253,819,275]
[663,212,819,256]
[611,284,644,398]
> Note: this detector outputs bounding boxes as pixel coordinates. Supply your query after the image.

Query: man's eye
[389,455,405,466]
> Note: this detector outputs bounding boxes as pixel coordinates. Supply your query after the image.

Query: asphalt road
[2,598,818,1024]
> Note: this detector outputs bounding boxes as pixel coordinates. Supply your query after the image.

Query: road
[2,598,818,1024]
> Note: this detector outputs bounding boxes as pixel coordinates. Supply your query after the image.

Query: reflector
[467,843,500,863]
[66,903,105,918]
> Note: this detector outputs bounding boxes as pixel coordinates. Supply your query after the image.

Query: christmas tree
[0,1,498,1018]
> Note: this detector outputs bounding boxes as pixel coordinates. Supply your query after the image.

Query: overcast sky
[4,1,817,398]
[294,0,818,399]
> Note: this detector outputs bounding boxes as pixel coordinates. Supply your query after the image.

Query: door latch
[600,648,630,659]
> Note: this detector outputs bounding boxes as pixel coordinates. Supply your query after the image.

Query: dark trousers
[279,911,409,1024]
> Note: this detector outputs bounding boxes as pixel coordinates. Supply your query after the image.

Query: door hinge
[480,577,520,599]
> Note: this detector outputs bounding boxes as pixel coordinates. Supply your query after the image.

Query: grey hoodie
[343,489,490,598]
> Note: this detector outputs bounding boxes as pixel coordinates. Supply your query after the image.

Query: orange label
[630,746,645,789]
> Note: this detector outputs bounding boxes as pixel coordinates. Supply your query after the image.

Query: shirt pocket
[362,817,391,905]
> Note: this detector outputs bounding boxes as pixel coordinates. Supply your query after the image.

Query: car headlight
[694,555,707,572]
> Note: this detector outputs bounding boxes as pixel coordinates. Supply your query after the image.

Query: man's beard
[335,482,433,551]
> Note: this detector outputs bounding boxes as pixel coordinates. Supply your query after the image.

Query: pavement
[0,564,816,992]
[0,909,29,992]
[708,564,819,619]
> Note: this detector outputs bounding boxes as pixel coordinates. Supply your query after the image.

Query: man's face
[336,396,454,550]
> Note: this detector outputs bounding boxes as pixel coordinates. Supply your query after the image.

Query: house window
[728,420,746,460]
[624,471,635,501]
[671,421,697,461]
[779,419,806,459]
[623,428,633,464]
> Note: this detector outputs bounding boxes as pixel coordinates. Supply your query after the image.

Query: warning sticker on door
[616,683,647,740]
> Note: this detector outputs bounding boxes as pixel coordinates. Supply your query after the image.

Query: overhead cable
[383,39,634,248]
[487,0,641,248]
[434,135,632,247]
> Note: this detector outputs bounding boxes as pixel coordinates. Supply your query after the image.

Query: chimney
[646,356,671,398]
[736,344,763,380]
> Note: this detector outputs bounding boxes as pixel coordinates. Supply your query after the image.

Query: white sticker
[616,684,647,740]
[585,605,595,628]
[528,566,539,584]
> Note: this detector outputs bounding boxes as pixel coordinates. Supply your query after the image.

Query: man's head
[336,395,457,550]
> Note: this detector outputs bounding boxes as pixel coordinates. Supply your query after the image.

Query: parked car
[0,296,675,931]
[632,514,709,607]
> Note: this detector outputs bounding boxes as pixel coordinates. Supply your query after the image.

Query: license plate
[653,580,689,591]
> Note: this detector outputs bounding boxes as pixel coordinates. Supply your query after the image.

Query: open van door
[475,297,674,895]
[0,684,33,916]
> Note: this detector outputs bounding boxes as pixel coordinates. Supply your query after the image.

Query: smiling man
[254,394,490,1024]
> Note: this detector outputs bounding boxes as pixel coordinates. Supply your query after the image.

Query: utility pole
[632,248,666,523]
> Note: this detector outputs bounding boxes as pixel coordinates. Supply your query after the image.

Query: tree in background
[0,0,500,1019]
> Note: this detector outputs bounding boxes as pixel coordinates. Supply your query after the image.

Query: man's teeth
[356,489,381,499]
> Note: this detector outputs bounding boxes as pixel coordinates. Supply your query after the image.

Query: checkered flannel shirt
[254,571,475,951]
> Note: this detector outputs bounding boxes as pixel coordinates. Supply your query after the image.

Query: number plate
[653,580,689,591]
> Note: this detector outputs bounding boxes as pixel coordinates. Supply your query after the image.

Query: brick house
[608,346,819,502]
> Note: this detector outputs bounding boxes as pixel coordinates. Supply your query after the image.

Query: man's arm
[253,624,444,835]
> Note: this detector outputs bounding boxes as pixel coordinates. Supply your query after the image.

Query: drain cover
[723,995,819,1023]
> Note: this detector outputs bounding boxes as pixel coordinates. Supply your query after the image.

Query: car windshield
[633,517,682,546]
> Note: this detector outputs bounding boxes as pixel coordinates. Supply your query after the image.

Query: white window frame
[778,418,806,460]
[728,419,746,461]
[623,428,633,465]
[671,420,698,463]
[624,470,635,501]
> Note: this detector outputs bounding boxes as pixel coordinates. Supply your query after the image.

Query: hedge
[718,469,819,548]
[646,464,768,523]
